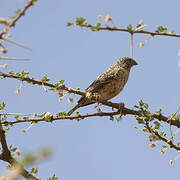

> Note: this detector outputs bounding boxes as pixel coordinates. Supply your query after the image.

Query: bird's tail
[67,104,80,116]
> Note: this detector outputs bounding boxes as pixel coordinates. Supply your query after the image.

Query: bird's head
[116,57,138,69]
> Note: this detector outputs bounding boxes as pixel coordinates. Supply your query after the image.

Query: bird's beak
[133,60,138,66]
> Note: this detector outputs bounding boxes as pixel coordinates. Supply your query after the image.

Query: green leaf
[136,117,145,124]
[139,100,144,107]
[156,26,167,33]
[56,112,67,117]
[169,30,174,34]
[14,115,20,120]
[167,136,173,143]
[134,105,140,109]
[159,131,166,138]
[75,17,87,26]
[153,124,160,130]
[142,128,149,132]
[126,24,132,32]
[90,22,101,31]
[32,0,38,5]
[16,9,21,14]
[16,70,29,80]
[47,174,58,180]
[162,145,170,149]
[66,22,74,26]
[36,113,46,118]
[0,102,6,111]
[9,144,17,152]
[144,103,149,110]
[54,79,65,89]
[8,71,14,75]
[41,75,51,83]
[156,108,162,115]
[23,117,29,120]
[1,115,7,122]
[30,167,38,175]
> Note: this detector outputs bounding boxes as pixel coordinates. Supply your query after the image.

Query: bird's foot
[117,102,124,122]
[118,102,125,110]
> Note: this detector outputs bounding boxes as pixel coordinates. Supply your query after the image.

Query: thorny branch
[0,118,39,180]
[0,71,180,129]
[0,0,34,39]
[0,1,40,178]
[145,121,180,151]
[80,24,180,38]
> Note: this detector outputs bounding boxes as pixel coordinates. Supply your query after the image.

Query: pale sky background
[1,0,180,179]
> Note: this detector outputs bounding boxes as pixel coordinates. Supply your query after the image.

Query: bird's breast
[98,69,129,100]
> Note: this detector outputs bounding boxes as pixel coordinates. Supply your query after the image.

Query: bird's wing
[76,68,118,107]
[86,67,119,93]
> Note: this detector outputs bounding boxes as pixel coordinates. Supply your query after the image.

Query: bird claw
[119,102,124,109]
[118,102,124,115]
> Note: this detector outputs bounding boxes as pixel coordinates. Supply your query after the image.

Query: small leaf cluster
[30,167,38,175]
[168,111,180,121]
[9,144,17,153]
[47,174,58,180]
[0,102,5,111]
[67,17,88,27]
[32,0,38,5]
[54,79,65,89]
[134,100,154,124]
[155,26,174,34]
[41,75,51,83]
[126,24,132,32]
[90,22,101,31]
[56,112,67,117]
[156,26,168,33]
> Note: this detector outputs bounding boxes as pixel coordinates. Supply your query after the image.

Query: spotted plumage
[67,57,138,115]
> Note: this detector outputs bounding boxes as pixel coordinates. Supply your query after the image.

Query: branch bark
[80,24,180,38]
[1,71,180,128]
[0,119,39,180]
[0,0,34,39]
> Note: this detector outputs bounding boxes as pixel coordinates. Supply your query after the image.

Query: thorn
[2,38,32,51]
[0,56,30,61]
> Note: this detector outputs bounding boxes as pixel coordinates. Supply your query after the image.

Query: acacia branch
[145,121,180,151]
[80,24,180,38]
[0,119,39,180]
[0,0,34,39]
[0,120,13,163]
[0,71,84,96]
[1,103,180,129]
[1,71,180,128]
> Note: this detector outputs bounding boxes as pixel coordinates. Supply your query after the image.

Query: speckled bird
[67,57,138,115]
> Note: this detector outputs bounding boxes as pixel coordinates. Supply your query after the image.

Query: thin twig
[0,57,30,61]
[1,71,180,128]
[0,0,34,38]
[0,117,39,180]
[145,121,180,151]
[80,24,180,38]
[0,113,32,116]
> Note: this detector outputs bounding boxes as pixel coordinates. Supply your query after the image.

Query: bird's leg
[118,102,124,118]
[97,96,104,103]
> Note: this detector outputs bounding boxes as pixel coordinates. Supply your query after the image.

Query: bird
[67,57,138,115]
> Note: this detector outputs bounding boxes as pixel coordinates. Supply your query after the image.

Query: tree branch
[145,121,180,151]
[1,103,180,129]
[1,71,180,128]
[0,119,39,180]
[80,24,180,38]
[0,0,34,39]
